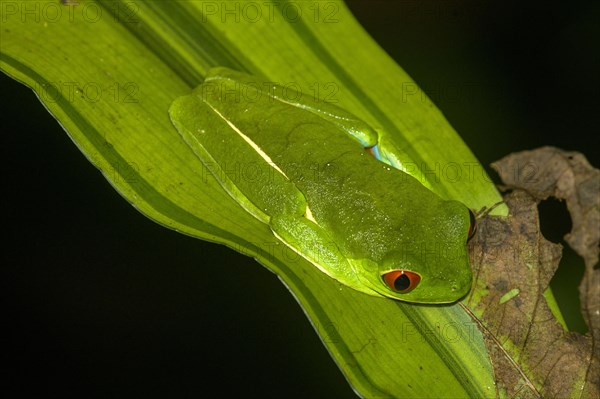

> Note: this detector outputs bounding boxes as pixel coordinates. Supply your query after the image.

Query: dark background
[2,1,598,397]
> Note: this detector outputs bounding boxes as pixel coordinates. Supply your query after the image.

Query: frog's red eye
[468,209,477,241]
[382,270,421,293]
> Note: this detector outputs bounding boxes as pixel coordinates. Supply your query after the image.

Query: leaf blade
[1,1,500,396]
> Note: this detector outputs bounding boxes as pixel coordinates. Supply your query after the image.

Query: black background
[2,1,598,398]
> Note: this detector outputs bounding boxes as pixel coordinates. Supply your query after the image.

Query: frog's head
[358,202,476,303]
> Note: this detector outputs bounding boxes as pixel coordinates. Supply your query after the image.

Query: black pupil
[394,274,411,291]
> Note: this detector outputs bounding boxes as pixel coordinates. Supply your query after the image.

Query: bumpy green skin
[169,67,472,303]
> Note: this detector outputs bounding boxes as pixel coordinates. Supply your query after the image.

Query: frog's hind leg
[205,68,380,149]
[170,93,306,224]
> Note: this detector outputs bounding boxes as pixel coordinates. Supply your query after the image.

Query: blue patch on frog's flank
[366,144,399,172]
[367,144,386,163]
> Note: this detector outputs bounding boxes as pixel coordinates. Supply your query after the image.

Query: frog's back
[240,109,446,261]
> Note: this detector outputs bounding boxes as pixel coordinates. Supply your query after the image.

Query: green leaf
[1,1,503,397]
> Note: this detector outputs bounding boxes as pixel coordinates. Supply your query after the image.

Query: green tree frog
[169,67,476,303]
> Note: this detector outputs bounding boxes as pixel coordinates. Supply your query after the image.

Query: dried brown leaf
[463,147,598,398]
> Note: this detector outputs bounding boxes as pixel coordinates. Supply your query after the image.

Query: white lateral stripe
[206,102,288,179]
[305,206,317,223]
[272,230,332,277]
